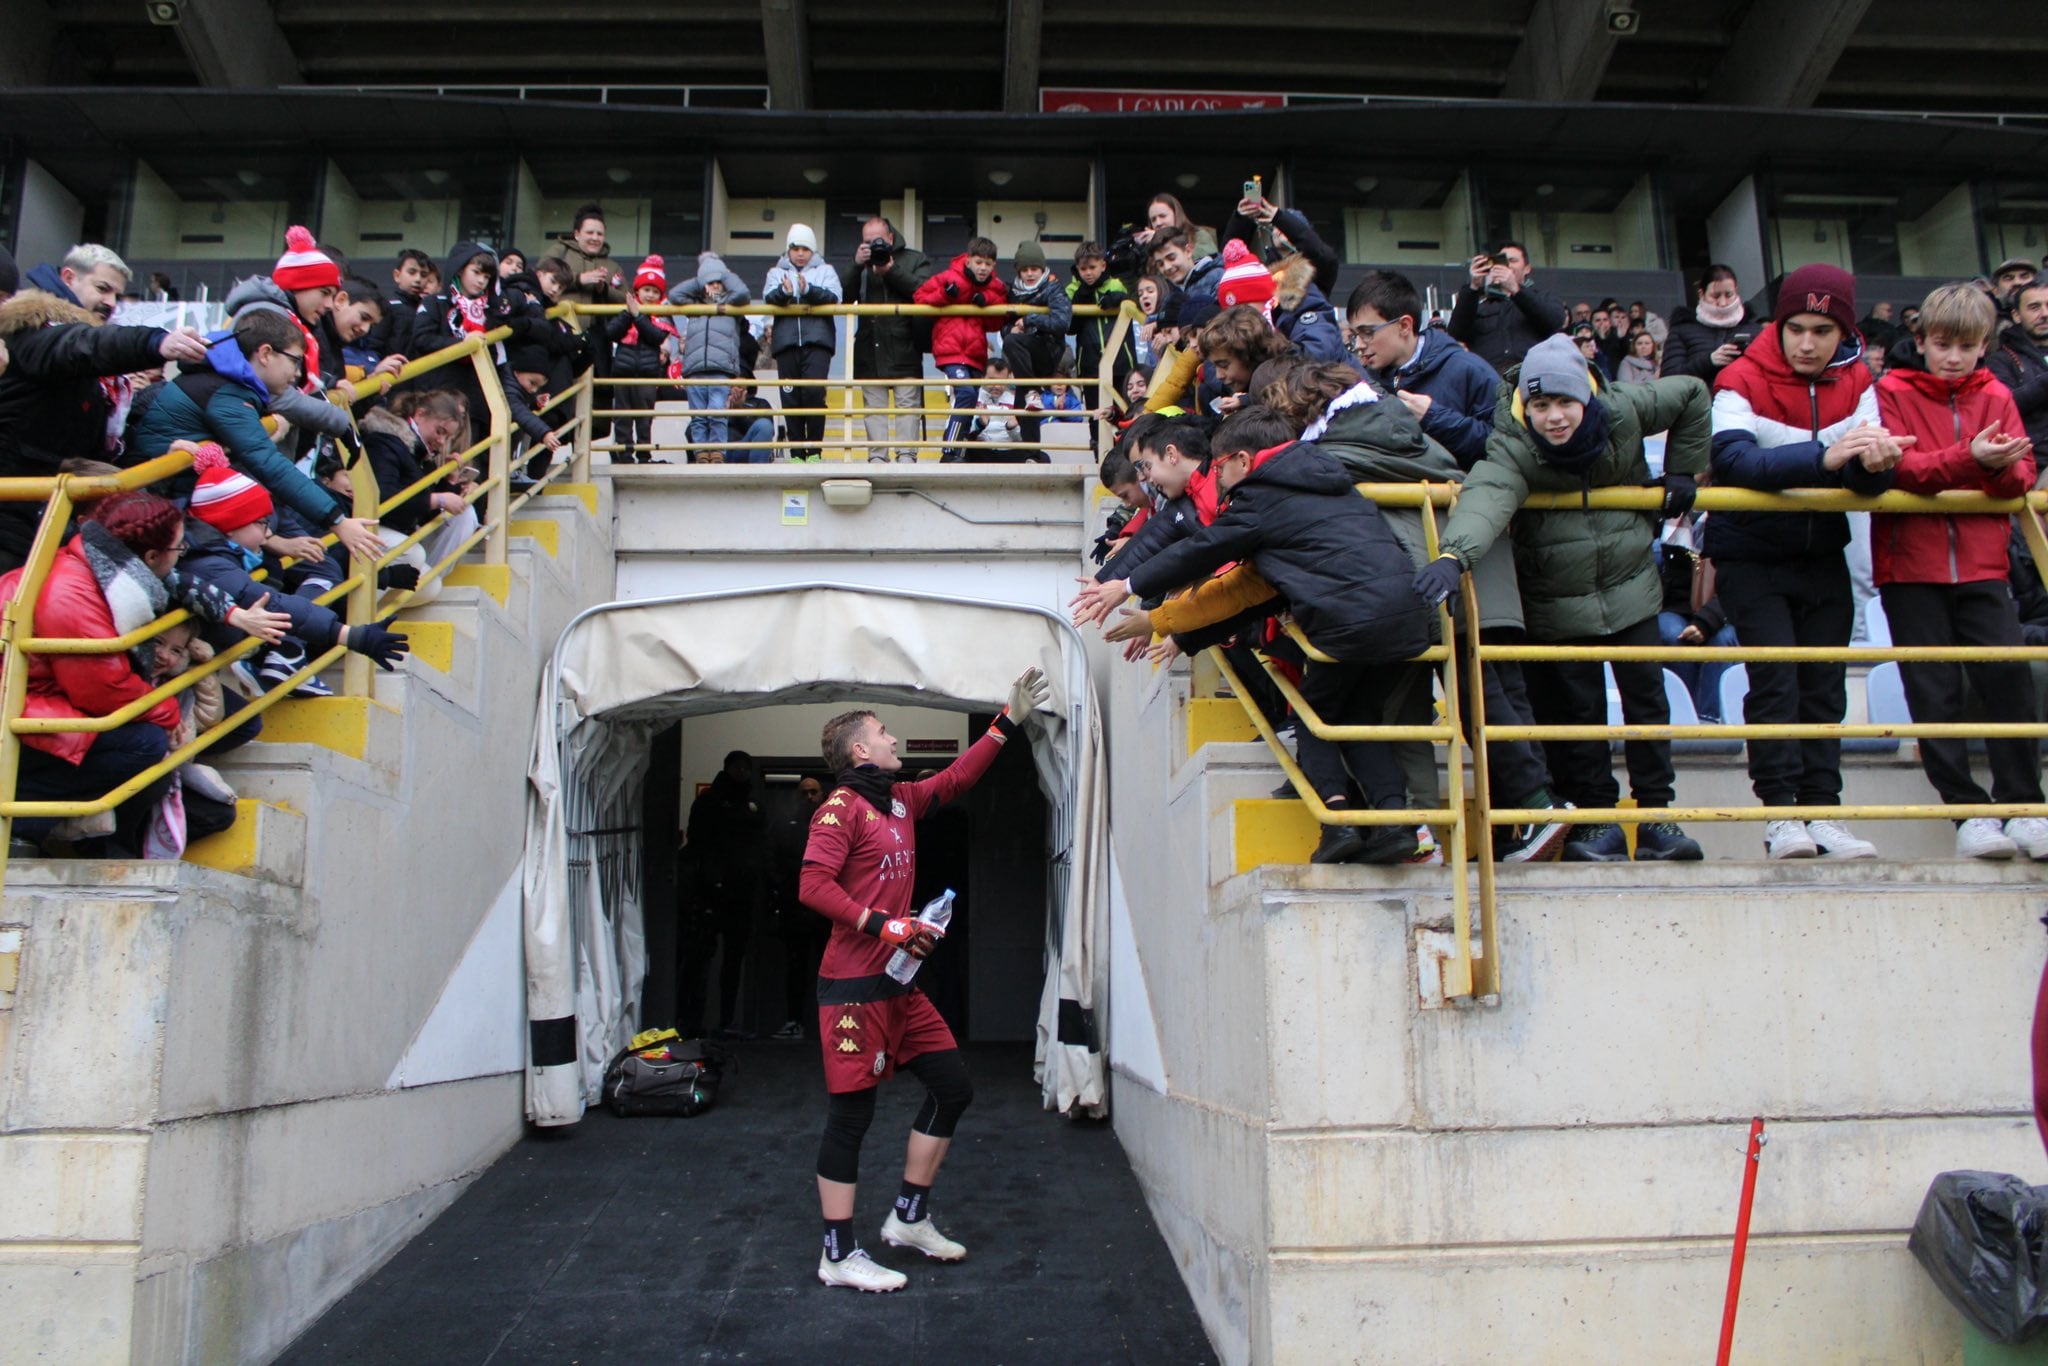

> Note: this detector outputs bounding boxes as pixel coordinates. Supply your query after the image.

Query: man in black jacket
[0,248,208,570]
[684,750,768,1038]
[841,217,935,463]
[1446,241,1568,376]
[1991,279,2048,453]
[1088,407,1435,865]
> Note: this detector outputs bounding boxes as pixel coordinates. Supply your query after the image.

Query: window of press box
[1473,165,1671,275]
[1763,173,1982,280]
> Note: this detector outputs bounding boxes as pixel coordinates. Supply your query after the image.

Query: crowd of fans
[1,181,2045,867]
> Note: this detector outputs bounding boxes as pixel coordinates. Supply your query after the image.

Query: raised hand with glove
[1659,472,1698,519]
[1411,555,1464,610]
[1006,666,1050,721]
[347,621,410,671]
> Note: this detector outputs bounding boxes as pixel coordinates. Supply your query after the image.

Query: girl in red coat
[1874,283,2045,858]
[913,238,1007,459]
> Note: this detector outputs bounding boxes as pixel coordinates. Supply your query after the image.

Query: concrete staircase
[0,483,613,1366]
[1104,651,2046,1364]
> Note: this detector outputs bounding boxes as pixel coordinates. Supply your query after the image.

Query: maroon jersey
[799,715,1017,1002]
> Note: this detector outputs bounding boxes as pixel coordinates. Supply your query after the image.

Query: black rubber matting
[278,1042,1218,1365]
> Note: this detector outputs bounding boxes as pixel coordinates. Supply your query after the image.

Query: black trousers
[1002,331,1065,452]
[778,346,835,458]
[779,893,829,1030]
[1880,579,2043,807]
[1463,628,1552,803]
[1522,615,1675,810]
[1715,556,1852,807]
[610,384,655,460]
[1295,657,1416,808]
[679,894,755,1033]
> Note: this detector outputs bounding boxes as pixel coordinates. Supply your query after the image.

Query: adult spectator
[1421,334,1711,862]
[0,245,208,571]
[1707,263,1899,860]
[1571,302,1593,326]
[554,204,623,307]
[1858,300,1898,353]
[1130,192,1218,261]
[770,774,829,1042]
[1627,300,1669,347]
[1617,329,1660,383]
[686,750,767,1039]
[764,224,843,462]
[1900,304,1921,336]
[1223,192,1339,296]
[1991,278,2048,451]
[1572,324,1612,381]
[1995,257,2038,317]
[358,390,482,601]
[1591,301,1629,375]
[1662,264,1757,386]
[1345,269,1500,470]
[839,216,934,464]
[1445,240,1567,376]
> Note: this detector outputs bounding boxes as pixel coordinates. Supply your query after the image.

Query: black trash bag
[1909,1170,2048,1344]
[601,1028,730,1118]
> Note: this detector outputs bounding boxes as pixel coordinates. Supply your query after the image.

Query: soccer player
[800,668,1051,1292]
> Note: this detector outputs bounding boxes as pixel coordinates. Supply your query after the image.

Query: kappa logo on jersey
[865,810,878,822]
[818,812,840,826]
[826,794,847,807]
[837,1038,861,1054]
[891,798,907,819]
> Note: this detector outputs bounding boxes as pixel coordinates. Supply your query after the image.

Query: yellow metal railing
[0,317,595,893]
[567,300,1139,462]
[1187,482,2048,1003]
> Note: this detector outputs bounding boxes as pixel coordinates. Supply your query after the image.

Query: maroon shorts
[819,991,956,1093]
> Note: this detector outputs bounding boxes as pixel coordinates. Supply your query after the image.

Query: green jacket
[838,243,936,380]
[1438,371,1709,641]
[1309,387,1524,634]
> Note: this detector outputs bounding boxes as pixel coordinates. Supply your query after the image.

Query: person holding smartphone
[1445,240,1568,377]
[1663,264,1757,385]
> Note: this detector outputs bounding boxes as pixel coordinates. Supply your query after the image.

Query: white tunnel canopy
[522,584,1110,1126]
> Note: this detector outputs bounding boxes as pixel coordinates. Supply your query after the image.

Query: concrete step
[183,798,305,887]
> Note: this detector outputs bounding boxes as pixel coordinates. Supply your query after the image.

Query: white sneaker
[1405,825,1443,867]
[817,1247,908,1292]
[2006,816,2048,860]
[1957,817,2018,860]
[1805,817,1877,860]
[881,1210,966,1261]
[1764,819,1817,860]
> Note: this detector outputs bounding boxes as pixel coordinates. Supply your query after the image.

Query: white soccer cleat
[1957,817,2018,861]
[1763,819,1817,860]
[1805,818,1877,860]
[817,1247,908,1292]
[881,1210,967,1261]
[2005,817,2048,860]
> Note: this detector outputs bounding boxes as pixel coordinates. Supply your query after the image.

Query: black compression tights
[815,1049,975,1184]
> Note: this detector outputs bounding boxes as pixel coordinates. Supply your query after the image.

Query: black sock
[894,1180,931,1224]
[823,1217,855,1262]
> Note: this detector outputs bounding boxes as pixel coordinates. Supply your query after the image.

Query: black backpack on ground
[601,1028,729,1118]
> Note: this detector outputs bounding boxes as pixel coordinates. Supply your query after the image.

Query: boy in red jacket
[914,237,1007,460]
[1875,282,2044,858]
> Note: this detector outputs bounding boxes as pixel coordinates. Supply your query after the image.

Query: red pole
[1716,1117,1767,1366]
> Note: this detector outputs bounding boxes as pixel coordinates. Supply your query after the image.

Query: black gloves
[1661,472,1698,519]
[941,278,960,300]
[1411,555,1463,610]
[378,563,421,591]
[348,622,411,671]
[970,291,988,307]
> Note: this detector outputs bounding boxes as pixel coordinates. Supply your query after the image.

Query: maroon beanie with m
[1774,263,1858,337]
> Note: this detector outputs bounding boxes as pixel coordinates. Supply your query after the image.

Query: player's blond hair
[820,710,877,771]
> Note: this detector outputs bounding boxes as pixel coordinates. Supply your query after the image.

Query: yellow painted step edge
[508,518,560,557]
[1187,696,1260,756]
[444,564,510,605]
[184,798,291,873]
[256,696,400,760]
[537,482,599,515]
[397,619,456,674]
[1232,798,1320,876]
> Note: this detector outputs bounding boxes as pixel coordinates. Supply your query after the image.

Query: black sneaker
[1561,822,1629,862]
[1353,823,1424,865]
[1495,790,1569,863]
[1310,824,1366,863]
[1270,781,1300,799]
[1633,820,1704,862]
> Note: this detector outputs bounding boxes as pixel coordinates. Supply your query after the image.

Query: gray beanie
[1518,333,1593,407]
[1014,240,1047,271]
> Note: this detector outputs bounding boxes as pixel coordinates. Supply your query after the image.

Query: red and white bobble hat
[272,225,340,293]
[634,255,667,292]
[187,443,275,533]
[1216,239,1276,313]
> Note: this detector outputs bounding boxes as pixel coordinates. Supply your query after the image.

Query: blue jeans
[1658,610,1737,722]
[685,383,730,449]
[940,364,981,456]
[737,416,775,462]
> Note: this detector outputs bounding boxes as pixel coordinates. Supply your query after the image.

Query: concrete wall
[0,483,616,1364]
[1102,657,2045,1364]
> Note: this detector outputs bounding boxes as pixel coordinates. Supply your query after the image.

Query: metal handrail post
[473,349,512,565]
[571,366,594,484]
[1095,300,1140,460]
[0,483,77,896]
[342,441,381,698]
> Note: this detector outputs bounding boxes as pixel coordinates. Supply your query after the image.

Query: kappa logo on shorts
[837,1038,861,1054]
[836,1012,859,1032]
[872,1050,888,1076]
[891,798,907,819]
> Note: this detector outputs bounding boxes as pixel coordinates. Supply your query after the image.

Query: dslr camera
[866,237,894,266]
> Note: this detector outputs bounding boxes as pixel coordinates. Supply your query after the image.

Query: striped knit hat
[634,255,667,292]
[188,444,274,531]
[1216,239,1275,312]
[273,225,340,292]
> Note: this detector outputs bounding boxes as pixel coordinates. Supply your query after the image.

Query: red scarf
[451,290,491,335]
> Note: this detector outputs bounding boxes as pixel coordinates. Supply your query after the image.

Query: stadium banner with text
[1039,87,1288,113]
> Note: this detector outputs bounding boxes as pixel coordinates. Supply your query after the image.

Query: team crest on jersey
[891,798,907,819]
[872,1050,888,1076]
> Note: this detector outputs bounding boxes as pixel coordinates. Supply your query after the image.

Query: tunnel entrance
[522,584,1109,1127]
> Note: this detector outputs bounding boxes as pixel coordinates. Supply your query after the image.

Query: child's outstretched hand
[1970,423,2032,470]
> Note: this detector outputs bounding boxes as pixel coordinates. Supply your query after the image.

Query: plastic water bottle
[884,889,956,985]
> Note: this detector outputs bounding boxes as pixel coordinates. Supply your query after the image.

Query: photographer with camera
[840,217,936,463]
[1446,240,1569,377]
